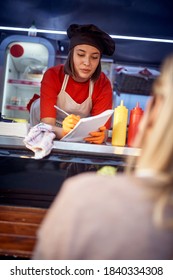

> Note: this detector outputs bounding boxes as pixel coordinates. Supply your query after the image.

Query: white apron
[30,74,94,127]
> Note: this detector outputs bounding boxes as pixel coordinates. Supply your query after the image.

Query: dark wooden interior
[0,205,47,259]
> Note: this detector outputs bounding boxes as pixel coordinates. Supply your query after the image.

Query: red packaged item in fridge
[127,102,144,147]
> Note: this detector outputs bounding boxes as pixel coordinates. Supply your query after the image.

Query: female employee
[29,23,115,144]
[33,54,173,259]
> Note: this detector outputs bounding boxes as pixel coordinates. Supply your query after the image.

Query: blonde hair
[127,54,173,227]
[136,55,173,176]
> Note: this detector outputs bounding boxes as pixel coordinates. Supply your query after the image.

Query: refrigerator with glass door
[0,35,56,122]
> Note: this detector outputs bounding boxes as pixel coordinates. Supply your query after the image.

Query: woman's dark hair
[64,49,102,82]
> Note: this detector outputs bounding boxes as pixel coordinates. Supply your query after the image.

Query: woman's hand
[62,114,80,136]
[84,126,107,144]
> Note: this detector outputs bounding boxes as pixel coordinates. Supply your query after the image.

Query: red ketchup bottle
[127,102,144,147]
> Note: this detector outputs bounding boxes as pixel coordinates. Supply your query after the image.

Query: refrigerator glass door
[1,41,49,122]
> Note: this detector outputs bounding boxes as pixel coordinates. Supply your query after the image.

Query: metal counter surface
[0,136,141,158]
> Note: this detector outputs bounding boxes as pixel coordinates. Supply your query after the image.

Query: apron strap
[89,80,94,97]
[61,74,69,91]
[62,74,93,98]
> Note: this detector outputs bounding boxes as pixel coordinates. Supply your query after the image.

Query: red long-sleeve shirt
[40,64,113,128]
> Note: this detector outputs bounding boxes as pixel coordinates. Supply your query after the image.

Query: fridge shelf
[8,79,41,87]
[6,105,27,111]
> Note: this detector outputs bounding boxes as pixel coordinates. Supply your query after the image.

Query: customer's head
[134,54,173,179]
[64,24,115,81]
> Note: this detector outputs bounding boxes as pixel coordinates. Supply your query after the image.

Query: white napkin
[24,123,56,159]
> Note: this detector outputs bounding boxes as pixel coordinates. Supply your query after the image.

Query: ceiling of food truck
[0,0,173,67]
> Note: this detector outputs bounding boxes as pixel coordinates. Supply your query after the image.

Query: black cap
[67,24,115,56]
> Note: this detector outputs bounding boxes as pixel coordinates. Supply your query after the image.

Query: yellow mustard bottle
[112,100,128,146]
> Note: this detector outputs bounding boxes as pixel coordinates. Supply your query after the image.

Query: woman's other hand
[84,126,107,144]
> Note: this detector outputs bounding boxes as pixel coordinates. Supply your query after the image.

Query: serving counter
[0,136,140,208]
[0,136,140,258]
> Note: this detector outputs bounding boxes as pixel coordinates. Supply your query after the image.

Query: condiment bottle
[127,102,144,147]
[112,100,128,146]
